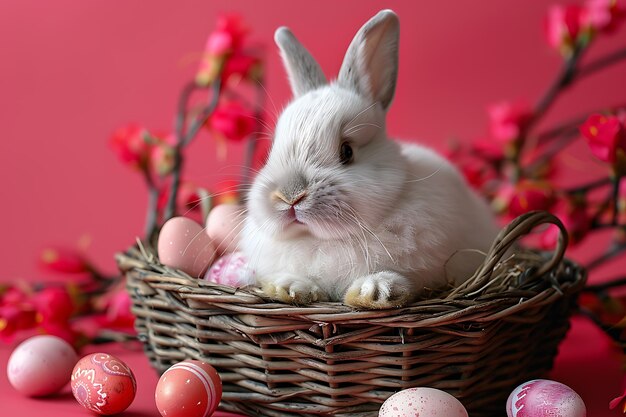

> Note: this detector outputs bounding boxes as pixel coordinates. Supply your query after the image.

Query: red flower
[0,286,38,342]
[487,101,533,144]
[203,15,248,57]
[493,181,554,217]
[0,305,37,342]
[40,247,89,274]
[158,181,211,218]
[1,286,31,306]
[32,287,75,325]
[471,138,505,162]
[461,161,498,191]
[109,124,151,170]
[177,181,205,212]
[221,53,263,84]
[584,0,626,33]
[544,4,587,54]
[445,142,499,191]
[580,114,626,173]
[196,14,250,86]
[207,101,256,142]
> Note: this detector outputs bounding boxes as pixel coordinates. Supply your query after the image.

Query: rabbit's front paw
[261,274,327,305]
[344,271,412,309]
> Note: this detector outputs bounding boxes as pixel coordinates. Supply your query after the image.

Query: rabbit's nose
[272,190,308,206]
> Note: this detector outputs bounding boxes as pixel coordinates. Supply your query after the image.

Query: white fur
[240,10,499,308]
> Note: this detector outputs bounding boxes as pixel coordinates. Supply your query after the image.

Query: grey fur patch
[275,27,328,97]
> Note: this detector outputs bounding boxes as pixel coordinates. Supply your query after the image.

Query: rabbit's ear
[337,10,399,110]
[275,27,327,97]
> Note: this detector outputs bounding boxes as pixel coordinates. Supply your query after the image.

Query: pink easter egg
[506,379,586,417]
[206,203,244,254]
[7,335,78,397]
[204,252,255,286]
[155,360,223,417]
[379,387,468,417]
[71,352,136,415]
[158,216,216,278]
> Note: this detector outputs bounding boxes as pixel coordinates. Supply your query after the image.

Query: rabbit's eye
[339,142,354,165]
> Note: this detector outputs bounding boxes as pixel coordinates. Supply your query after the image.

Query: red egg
[155,360,223,417]
[71,352,137,415]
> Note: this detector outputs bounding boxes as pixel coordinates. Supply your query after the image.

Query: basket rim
[118,211,586,325]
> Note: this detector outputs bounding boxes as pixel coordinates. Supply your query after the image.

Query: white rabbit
[240,10,499,309]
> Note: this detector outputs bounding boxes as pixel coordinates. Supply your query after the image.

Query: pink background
[2,0,625,280]
[1,0,625,415]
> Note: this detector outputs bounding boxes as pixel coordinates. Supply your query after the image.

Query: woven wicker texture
[118,211,586,416]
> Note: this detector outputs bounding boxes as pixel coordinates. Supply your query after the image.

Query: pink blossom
[212,14,248,53]
[580,113,626,173]
[206,30,235,56]
[584,0,626,33]
[493,181,554,217]
[203,14,249,57]
[544,4,586,54]
[196,14,250,86]
[207,101,256,142]
[488,101,533,143]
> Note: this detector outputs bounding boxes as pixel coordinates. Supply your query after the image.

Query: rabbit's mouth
[286,206,306,226]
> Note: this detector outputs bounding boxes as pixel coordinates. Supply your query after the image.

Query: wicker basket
[117,211,586,417]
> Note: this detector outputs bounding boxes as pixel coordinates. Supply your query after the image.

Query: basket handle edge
[447,210,569,298]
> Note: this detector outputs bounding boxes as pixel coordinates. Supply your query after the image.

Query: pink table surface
[0,316,623,416]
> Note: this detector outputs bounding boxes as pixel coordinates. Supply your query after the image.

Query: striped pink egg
[506,379,586,417]
[155,360,222,417]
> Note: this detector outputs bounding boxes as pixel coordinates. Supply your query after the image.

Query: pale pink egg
[379,387,468,417]
[71,352,136,415]
[7,335,78,397]
[204,252,255,287]
[155,360,223,417]
[506,379,586,417]
[158,216,216,278]
[206,203,244,254]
